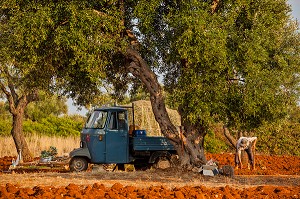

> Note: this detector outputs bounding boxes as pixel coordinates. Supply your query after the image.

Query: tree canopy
[0,1,127,104]
[131,0,300,132]
[1,0,299,165]
[0,1,121,159]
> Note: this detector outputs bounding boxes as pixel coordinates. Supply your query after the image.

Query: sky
[288,0,300,20]
[67,98,88,116]
[68,0,300,116]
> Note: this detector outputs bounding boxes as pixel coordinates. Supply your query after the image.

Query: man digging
[235,137,257,170]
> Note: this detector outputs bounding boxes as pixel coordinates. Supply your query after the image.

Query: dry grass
[1,169,299,189]
[0,170,233,189]
[0,135,79,157]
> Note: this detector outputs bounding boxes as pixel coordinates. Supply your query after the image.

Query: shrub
[23,115,84,137]
[204,130,229,154]
[257,121,300,156]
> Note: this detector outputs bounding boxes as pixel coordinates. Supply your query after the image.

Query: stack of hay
[126,100,181,136]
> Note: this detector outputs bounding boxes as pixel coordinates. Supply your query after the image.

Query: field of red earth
[0,153,299,198]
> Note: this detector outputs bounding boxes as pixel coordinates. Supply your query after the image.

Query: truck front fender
[69,147,91,161]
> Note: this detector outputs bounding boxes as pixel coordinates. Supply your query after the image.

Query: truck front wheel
[70,157,88,172]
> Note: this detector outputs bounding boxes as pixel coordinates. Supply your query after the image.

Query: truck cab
[69,106,176,172]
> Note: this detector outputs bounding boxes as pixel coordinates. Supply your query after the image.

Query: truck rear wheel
[154,157,171,169]
[70,157,88,172]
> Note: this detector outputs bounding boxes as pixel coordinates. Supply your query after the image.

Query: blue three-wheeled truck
[69,105,176,172]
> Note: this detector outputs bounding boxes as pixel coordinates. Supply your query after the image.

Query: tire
[154,156,171,169]
[70,157,88,172]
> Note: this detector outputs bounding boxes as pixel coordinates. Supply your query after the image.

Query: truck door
[83,110,108,163]
[105,111,129,163]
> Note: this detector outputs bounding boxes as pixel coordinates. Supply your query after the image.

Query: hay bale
[126,100,181,136]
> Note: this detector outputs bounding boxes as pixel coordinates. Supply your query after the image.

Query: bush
[0,115,84,137]
[204,130,229,154]
[257,121,300,156]
[23,115,84,137]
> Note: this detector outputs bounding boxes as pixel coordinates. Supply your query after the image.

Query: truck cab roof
[94,106,127,112]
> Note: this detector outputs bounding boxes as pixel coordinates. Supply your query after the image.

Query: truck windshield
[85,111,108,129]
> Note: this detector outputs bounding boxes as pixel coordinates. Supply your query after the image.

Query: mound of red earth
[206,153,300,175]
[0,182,299,199]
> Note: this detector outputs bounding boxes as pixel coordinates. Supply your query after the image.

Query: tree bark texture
[126,47,207,168]
[9,94,36,162]
[178,114,207,167]
[11,107,32,162]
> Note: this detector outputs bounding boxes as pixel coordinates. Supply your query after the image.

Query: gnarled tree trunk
[11,104,32,162]
[8,94,37,162]
[126,47,207,168]
[178,115,207,168]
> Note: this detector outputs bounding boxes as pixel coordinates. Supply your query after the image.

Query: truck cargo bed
[130,136,175,151]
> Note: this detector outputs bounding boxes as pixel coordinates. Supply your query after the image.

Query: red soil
[0,182,298,199]
[206,153,300,175]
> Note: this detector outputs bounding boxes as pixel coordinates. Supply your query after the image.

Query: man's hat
[240,138,248,148]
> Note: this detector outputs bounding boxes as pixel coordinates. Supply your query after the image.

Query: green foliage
[25,92,68,121]
[258,125,300,156]
[0,92,84,137]
[40,146,58,158]
[129,84,150,102]
[0,114,85,137]
[0,0,124,157]
[206,118,300,156]
[255,106,300,156]
[23,115,84,137]
[132,0,300,132]
[204,130,229,154]
[0,0,126,105]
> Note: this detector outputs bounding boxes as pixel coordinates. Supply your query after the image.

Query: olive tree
[0,1,123,161]
[124,0,300,166]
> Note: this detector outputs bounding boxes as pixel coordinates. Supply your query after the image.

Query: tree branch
[26,89,39,104]
[93,9,108,17]
[211,0,220,13]
[0,81,17,115]
[126,47,180,143]
[223,125,237,149]
[3,67,19,103]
